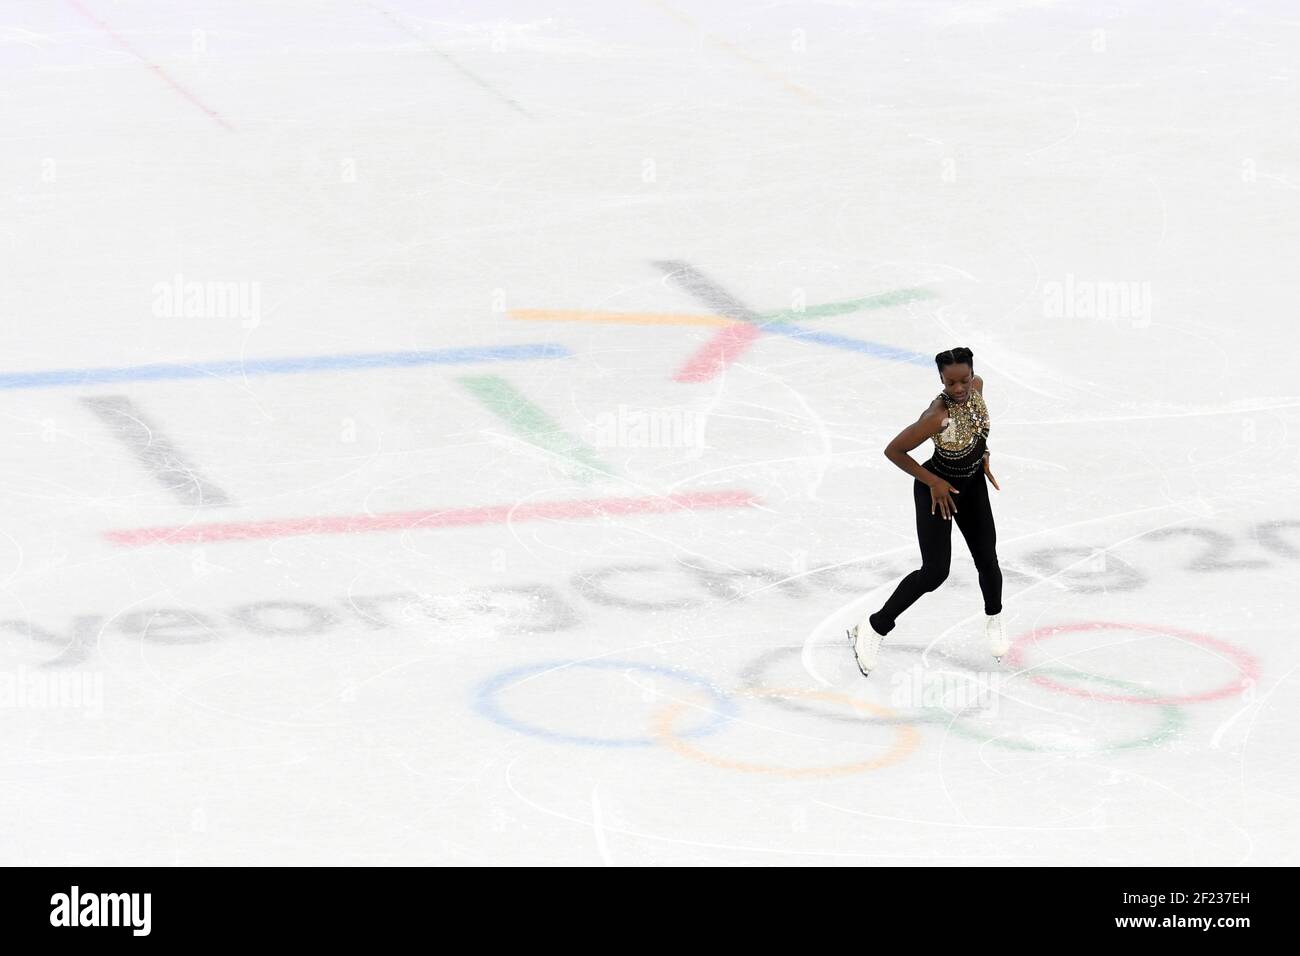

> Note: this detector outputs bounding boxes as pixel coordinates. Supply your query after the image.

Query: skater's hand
[983,452,1000,491]
[927,478,960,519]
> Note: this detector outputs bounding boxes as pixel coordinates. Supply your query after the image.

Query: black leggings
[870,465,1002,636]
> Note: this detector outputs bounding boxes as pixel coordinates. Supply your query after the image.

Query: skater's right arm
[883,400,945,481]
[883,401,962,516]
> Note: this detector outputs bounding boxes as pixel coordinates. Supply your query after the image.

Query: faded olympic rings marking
[741,645,967,725]
[1004,621,1261,705]
[936,666,1185,753]
[741,645,1185,754]
[652,687,920,778]
[477,617,1249,760]
[475,659,735,747]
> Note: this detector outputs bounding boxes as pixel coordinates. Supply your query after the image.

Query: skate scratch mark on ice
[362,0,532,117]
[481,444,771,577]
[0,344,572,390]
[1209,698,1264,751]
[1212,660,1299,755]
[456,375,617,483]
[1225,665,1300,838]
[1023,102,1080,157]
[622,401,837,499]
[81,396,232,508]
[0,524,25,591]
[642,0,821,104]
[1068,760,1257,864]
[929,302,1068,402]
[800,573,902,686]
[814,801,1147,833]
[655,446,875,488]
[62,0,234,131]
[998,396,1300,426]
[728,362,833,499]
[655,261,930,381]
[590,788,614,866]
[104,490,761,546]
[505,761,1023,860]
[0,26,54,53]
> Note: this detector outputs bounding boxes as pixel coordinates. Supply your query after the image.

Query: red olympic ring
[1005,620,1260,705]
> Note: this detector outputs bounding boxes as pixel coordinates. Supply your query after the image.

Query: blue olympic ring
[474,659,736,747]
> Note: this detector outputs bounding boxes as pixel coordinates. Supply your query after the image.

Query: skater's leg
[871,478,952,635]
[953,470,1003,616]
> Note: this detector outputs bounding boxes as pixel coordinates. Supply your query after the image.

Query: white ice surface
[1,0,1297,865]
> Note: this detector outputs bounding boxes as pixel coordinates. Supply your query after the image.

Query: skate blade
[847,628,872,676]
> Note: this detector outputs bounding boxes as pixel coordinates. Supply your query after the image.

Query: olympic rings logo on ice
[742,646,1186,754]
[653,687,921,778]
[474,659,736,748]
[474,621,1261,772]
[1003,621,1260,705]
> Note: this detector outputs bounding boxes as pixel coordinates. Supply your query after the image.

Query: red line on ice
[673,323,764,382]
[104,490,763,546]
[64,0,234,131]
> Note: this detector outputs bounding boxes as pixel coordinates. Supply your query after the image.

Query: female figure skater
[848,347,1006,675]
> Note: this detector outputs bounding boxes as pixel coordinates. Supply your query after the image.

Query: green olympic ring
[740,645,1185,754]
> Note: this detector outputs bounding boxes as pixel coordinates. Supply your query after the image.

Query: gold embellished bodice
[927,389,990,480]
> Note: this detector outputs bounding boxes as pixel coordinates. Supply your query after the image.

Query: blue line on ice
[0,343,574,389]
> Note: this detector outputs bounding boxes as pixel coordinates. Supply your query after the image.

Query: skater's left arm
[982,452,1000,490]
[973,376,999,489]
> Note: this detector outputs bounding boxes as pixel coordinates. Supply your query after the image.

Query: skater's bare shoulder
[921,397,948,431]
[885,400,948,456]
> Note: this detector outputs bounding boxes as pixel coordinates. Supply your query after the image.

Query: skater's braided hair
[935,346,974,372]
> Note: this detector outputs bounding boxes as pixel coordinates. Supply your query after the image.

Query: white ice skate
[986,612,1009,661]
[847,618,885,677]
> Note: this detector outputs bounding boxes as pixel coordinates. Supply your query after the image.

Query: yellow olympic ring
[652,687,920,779]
